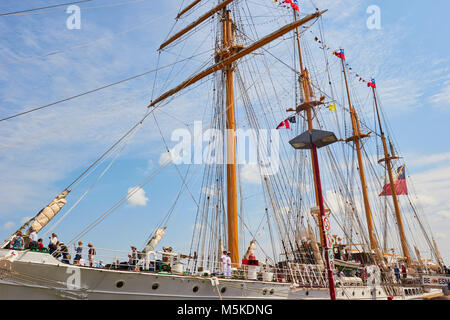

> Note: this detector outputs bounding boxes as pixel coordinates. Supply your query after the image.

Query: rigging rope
[0,50,212,123]
[0,0,94,16]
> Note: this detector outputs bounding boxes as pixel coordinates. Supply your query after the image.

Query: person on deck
[88,243,96,267]
[129,246,138,271]
[221,251,228,275]
[361,267,368,284]
[28,228,38,249]
[48,233,58,255]
[401,264,407,280]
[37,238,44,251]
[388,266,393,281]
[225,252,232,278]
[60,243,70,264]
[11,232,24,250]
[53,241,62,259]
[74,241,83,265]
[394,265,401,283]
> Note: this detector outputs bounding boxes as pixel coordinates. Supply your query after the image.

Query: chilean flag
[276,119,290,130]
[368,79,376,88]
[283,0,300,12]
[379,164,408,196]
[333,49,345,60]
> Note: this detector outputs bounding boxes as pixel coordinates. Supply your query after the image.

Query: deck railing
[11,246,447,288]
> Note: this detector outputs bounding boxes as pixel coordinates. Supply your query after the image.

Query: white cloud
[241,164,261,184]
[126,186,149,207]
[436,210,450,220]
[435,233,447,240]
[430,83,450,110]
[377,78,423,113]
[158,148,183,166]
[1,221,15,230]
[408,164,450,263]
[407,152,450,168]
[20,216,33,224]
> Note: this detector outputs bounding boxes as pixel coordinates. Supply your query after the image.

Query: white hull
[0,250,441,300]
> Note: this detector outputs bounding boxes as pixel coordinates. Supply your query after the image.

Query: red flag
[274,0,299,12]
[367,79,376,88]
[379,165,408,196]
[283,0,299,12]
[276,119,290,130]
[333,49,345,60]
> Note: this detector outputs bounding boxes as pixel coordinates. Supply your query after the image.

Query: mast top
[151,9,327,107]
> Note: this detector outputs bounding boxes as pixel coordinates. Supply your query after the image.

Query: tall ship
[0,0,447,300]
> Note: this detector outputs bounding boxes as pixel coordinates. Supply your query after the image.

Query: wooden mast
[159,0,235,51]
[150,5,327,266]
[372,87,411,265]
[340,58,381,261]
[222,8,239,267]
[150,10,327,107]
[293,11,324,246]
[176,0,202,20]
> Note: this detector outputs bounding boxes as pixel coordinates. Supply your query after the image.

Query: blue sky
[0,0,449,265]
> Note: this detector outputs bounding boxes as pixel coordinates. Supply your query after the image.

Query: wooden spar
[372,87,411,264]
[176,0,202,20]
[222,10,239,267]
[293,10,324,246]
[151,8,327,265]
[150,10,327,107]
[340,58,381,261]
[159,0,235,51]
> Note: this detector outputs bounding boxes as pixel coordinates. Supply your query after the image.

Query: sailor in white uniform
[221,250,228,276]
[225,252,232,278]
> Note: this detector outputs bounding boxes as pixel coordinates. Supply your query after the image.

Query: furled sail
[243,240,256,260]
[1,190,69,248]
[29,190,69,234]
[414,246,426,271]
[308,223,324,268]
[142,227,167,253]
[432,238,444,269]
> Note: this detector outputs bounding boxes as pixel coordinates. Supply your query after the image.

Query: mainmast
[221,8,239,267]
[150,1,327,265]
[371,87,411,265]
[292,11,326,246]
[340,57,382,262]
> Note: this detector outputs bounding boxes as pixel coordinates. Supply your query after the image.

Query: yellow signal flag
[328,103,337,112]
